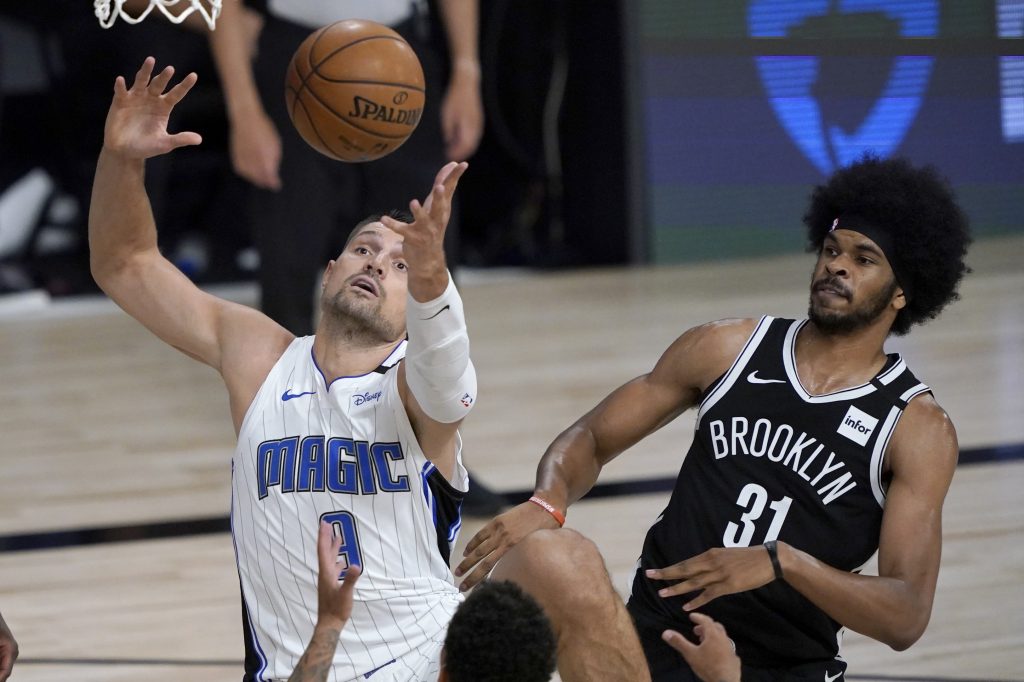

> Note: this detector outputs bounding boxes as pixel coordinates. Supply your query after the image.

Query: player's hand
[229,109,282,190]
[454,500,561,591]
[441,68,483,160]
[662,613,741,682]
[0,611,18,682]
[380,161,467,279]
[316,520,362,630]
[103,57,202,160]
[645,546,776,611]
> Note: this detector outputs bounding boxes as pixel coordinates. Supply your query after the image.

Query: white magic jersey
[232,336,468,681]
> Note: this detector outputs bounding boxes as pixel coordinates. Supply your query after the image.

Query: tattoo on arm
[288,626,341,682]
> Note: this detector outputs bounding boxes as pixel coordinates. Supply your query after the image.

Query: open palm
[103,57,202,160]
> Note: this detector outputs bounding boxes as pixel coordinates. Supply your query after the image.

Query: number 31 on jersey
[723,483,792,547]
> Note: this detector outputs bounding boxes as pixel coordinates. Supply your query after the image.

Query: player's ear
[892,287,907,311]
[322,261,335,289]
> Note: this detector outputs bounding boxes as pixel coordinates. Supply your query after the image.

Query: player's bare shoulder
[886,391,959,478]
[218,307,296,431]
[655,318,761,393]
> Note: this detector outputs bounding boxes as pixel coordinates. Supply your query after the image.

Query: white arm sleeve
[404,273,477,423]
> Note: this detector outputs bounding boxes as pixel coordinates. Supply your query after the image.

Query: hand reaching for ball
[103,57,203,160]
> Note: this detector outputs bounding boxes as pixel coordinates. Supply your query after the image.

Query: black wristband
[764,540,784,581]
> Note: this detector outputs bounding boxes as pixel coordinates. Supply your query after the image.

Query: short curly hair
[803,155,972,336]
[443,580,557,682]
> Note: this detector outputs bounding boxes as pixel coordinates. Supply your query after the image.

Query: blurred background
[0,3,1021,680]
[1,0,1018,301]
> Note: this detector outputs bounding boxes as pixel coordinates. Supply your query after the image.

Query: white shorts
[351,626,447,682]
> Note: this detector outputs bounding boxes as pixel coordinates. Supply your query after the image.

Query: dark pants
[630,604,848,682]
[252,13,454,335]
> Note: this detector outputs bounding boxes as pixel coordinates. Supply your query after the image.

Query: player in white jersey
[90,58,478,681]
[290,522,662,682]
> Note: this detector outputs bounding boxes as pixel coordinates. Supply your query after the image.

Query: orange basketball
[285,19,426,163]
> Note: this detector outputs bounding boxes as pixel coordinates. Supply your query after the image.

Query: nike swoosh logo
[281,390,316,401]
[421,304,450,320]
[824,671,842,682]
[747,370,786,385]
[364,659,397,678]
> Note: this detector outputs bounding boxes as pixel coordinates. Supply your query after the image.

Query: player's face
[320,224,408,341]
[808,229,905,334]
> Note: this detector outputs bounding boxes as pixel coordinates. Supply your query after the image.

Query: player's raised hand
[645,545,776,611]
[662,613,741,682]
[380,161,467,291]
[316,520,362,630]
[454,500,562,591]
[103,57,202,160]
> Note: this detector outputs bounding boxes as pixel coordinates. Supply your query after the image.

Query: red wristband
[528,496,566,527]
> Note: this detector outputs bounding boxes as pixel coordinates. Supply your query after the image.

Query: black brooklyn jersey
[629,316,931,669]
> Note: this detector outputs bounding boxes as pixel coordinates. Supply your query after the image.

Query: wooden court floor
[0,234,1021,681]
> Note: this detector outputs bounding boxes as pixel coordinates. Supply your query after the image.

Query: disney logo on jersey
[837,405,878,446]
[353,391,382,406]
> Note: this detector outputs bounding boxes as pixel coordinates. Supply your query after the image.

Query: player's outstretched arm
[455,319,758,589]
[662,613,741,682]
[90,58,292,429]
[288,522,362,682]
[648,395,957,651]
[382,163,475,481]
[0,610,17,682]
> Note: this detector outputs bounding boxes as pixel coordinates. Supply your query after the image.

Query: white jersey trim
[900,382,930,403]
[877,356,908,385]
[869,406,903,507]
[696,316,774,429]
[783,320,891,403]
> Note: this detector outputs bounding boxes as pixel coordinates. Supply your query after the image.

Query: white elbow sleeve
[404,274,477,423]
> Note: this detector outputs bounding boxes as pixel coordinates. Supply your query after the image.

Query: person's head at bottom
[440,580,557,682]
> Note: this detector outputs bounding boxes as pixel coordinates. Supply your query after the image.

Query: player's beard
[808,276,898,335]
[321,281,403,346]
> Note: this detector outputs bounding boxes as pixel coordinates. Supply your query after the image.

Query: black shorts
[629,603,848,682]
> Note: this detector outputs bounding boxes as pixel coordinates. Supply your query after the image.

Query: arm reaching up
[89,58,292,431]
[287,522,363,682]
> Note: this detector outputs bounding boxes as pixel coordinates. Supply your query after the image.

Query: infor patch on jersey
[837,405,878,446]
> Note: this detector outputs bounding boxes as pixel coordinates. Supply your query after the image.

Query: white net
[94,0,222,29]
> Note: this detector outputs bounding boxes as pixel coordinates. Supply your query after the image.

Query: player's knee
[519,528,598,569]
[516,529,610,599]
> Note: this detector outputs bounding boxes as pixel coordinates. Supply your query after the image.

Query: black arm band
[765,540,784,581]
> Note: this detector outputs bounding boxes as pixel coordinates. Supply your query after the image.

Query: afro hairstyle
[443,580,557,682]
[803,154,971,336]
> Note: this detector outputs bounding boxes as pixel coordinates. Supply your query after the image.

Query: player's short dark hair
[345,209,413,246]
[803,155,971,336]
[443,580,557,682]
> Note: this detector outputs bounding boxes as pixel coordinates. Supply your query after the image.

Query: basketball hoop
[94,0,222,30]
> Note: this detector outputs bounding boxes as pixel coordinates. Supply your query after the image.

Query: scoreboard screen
[628,0,1024,262]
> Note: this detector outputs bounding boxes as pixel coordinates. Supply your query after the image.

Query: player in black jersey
[456,155,971,681]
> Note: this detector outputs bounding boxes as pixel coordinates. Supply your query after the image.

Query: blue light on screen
[748,0,938,173]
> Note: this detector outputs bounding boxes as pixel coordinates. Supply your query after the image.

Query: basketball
[285,19,426,163]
